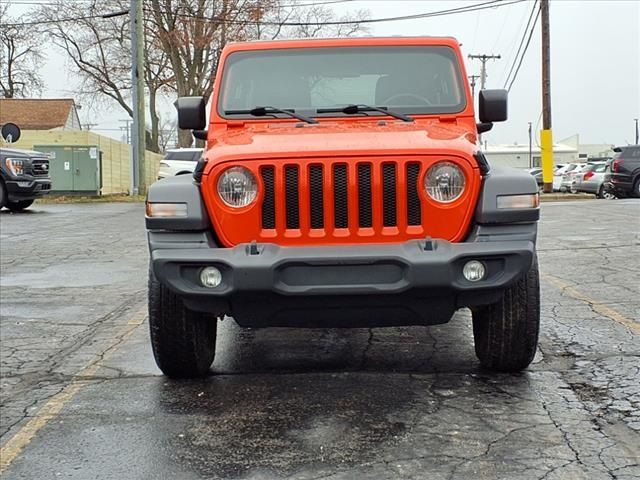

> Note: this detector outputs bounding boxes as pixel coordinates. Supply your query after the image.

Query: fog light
[200,266,222,288]
[463,260,486,282]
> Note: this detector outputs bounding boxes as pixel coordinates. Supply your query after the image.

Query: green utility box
[35,145,102,194]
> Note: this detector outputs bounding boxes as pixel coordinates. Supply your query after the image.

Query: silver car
[573,162,615,198]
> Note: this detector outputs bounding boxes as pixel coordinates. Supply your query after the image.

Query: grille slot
[261,167,275,229]
[285,166,300,229]
[407,163,422,225]
[309,165,324,228]
[30,159,50,176]
[382,163,397,226]
[357,164,372,228]
[333,164,348,228]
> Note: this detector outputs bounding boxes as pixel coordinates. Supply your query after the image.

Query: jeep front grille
[260,159,424,236]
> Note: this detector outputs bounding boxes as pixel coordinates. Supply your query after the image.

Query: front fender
[145,175,210,231]
[475,166,540,224]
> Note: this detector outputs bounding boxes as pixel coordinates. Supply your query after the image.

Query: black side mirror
[479,89,508,123]
[176,97,206,130]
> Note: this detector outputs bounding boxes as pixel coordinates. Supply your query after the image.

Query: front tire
[633,178,640,198]
[7,199,34,211]
[148,266,217,378]
[472,254,540,372]
[0,181,7,208]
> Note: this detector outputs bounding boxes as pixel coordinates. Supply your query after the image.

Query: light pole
[635,118,638,145]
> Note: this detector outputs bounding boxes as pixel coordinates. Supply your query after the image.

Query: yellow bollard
[540,129,554,193]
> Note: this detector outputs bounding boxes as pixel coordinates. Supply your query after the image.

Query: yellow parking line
[542,272,639,334]
[0,307,147,473]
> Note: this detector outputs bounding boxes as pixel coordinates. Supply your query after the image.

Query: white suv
[157,148,203,180]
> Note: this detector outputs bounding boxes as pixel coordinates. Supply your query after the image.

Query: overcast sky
[7,0,640,146]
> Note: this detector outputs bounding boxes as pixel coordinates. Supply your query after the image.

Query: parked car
[157,148,203,180]
[560,163,590,193]
[553,163,578,191]
[573,162,615,198]
[526,167,543,186]
[0,147,52,211]
[603,145,640,198]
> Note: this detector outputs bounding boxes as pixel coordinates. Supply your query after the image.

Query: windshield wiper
[225,106,318,124]
[317,104,414,123]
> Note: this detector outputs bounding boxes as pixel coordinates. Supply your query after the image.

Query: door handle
[75,169,80,175]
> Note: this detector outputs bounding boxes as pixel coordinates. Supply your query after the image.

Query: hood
[0,147,48,158]
[208,119,478,163]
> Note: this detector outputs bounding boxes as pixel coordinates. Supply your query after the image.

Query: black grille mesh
[407,163,422,225]
[382,163,397,226]
[261,161,423,232]
[309,165,324,228]
[285,166,299,229]
[261,167,275,229]
[333,164,348,228]
[357,164,373,228]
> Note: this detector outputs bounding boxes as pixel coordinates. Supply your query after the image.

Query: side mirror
[479,89,508,123]
[175,97,206,130]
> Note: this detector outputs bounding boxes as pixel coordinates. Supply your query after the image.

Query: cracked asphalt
[1,199,639,479]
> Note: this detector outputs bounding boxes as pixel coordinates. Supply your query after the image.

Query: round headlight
[217,166,258,208]
[424,161,465,203]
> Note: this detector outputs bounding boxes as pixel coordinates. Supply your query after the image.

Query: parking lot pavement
[1,199,639,479]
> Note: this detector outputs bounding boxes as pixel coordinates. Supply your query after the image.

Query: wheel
[633,178,640,198]
[148,266,217,378]
[472,254,540,372]
[0,181,6,208]
[598,185,616,200]
[7,199,34,211]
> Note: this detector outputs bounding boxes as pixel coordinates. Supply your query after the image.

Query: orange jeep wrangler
[145,37,540,378]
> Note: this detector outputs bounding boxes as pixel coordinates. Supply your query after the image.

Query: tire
[7,199,34,211]
[598,185,616,200]
[472,254,540,372]
[148,266,217,378]
[0,181,6,208]
[633,178,640,198]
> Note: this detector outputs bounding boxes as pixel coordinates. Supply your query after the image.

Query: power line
[4,0,523,27]
[503,0,538,89]
[146,0,523,28]
[506,6,540,92]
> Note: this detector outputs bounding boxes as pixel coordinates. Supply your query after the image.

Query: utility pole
[528,122,533,168]
[119,119,132,144]
[635,118,639,144]
[468,75,480,100]
[468,54,501,90]
[540,0,554,193]
[130,0,146,196]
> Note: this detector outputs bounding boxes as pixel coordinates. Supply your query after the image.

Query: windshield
[218,46,466,118]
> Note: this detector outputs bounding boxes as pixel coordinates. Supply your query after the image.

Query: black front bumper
[149,231,535,327]
[5,178,52,201]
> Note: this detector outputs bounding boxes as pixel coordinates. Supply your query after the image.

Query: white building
[483,135,616,169]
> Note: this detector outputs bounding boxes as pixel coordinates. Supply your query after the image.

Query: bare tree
[255,2,370,40]
[0,2,44,98]
[38,0,172,153]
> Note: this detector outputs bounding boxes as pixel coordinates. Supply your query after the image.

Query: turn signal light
[145,202,188,217]
[496,193,539,209]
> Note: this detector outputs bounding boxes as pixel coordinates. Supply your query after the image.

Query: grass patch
[37,194,145,204]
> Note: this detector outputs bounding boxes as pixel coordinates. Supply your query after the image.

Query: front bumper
[149,232,535,327]
[5,178,52,200]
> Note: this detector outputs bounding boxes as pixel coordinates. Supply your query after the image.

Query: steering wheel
[382,93,433,106]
